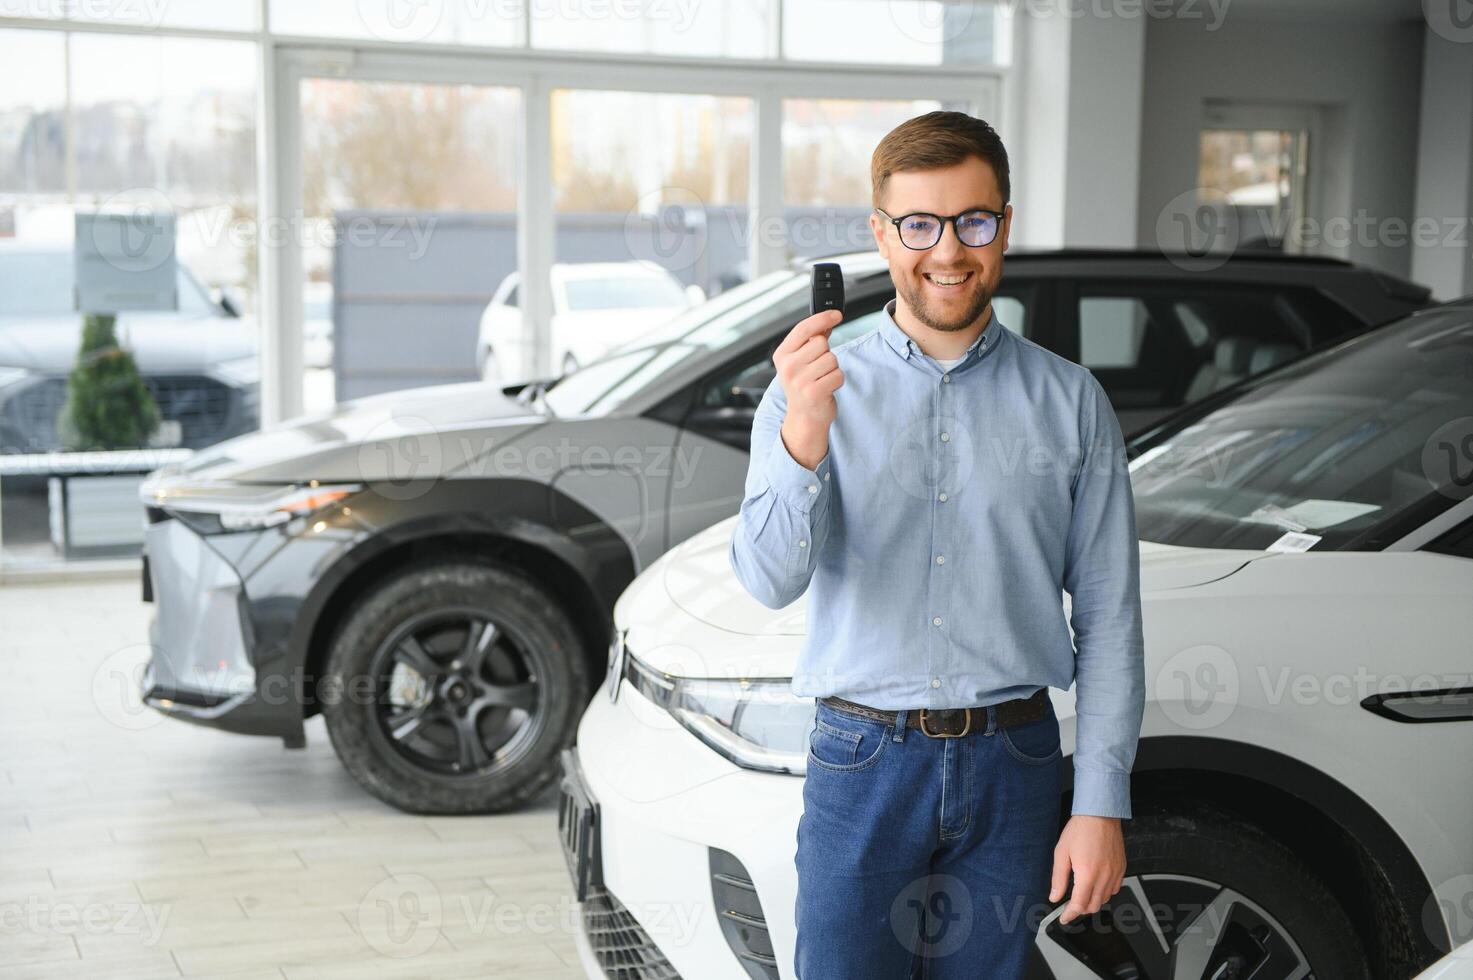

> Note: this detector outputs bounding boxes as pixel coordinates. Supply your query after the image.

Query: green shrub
[57,312,161,451]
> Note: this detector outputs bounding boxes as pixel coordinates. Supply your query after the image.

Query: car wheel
[1024,801,1372,980]
[320,559,589,814]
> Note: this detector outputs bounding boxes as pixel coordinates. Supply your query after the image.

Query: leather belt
[819,687,1049,738]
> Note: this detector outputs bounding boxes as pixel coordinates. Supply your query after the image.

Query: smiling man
[728,110,1146,978]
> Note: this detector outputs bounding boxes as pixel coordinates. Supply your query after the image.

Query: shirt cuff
[764,425,830,512]
[1070,767,1132,820]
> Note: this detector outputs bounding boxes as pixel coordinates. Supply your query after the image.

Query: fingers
[1049,845,1071,907]
[1056,863,1125,925]
[794,349,840,386]
[776,309,842,356]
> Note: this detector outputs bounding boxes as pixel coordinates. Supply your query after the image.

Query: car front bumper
[139,516,295,739]
[559,673,806,980]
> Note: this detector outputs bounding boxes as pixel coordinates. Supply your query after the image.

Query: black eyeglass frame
[874,205,1008,250]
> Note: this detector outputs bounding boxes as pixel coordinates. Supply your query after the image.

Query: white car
[1416,943,1473,980]
[477,260,702,384]
[301,279,333,370]
[557,302,1473,979]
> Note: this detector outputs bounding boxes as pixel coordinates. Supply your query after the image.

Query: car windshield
[0,250,218,316]
[563,273,688,311]
[1129,307,1473,551]
[543,270,805,417]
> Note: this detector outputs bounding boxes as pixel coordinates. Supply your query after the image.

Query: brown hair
[870,110,1010,211]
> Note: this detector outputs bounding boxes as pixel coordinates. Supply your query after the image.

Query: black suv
[968,248,1430,433]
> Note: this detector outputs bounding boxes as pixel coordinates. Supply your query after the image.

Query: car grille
[582,886,684,980]
[709,848,780,979]
[4,374,241,452]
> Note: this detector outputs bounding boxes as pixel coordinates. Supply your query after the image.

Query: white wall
[1411,30,1473,301]
[1005,10,1146,249]
[1135,13,1426,279]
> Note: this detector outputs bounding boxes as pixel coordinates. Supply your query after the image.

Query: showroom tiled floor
[0,576,587,979]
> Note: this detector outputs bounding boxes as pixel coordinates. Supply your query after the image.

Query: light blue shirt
[728,297,1145,819]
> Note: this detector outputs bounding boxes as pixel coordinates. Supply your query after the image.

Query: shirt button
[942,374,951,383]
[939,432,950,442]
[798,539,807,548]
[935,555,945,564]
[932,616,942,626]
[938,492,948,502]
[931,678,941,688]
[807,484,818,494]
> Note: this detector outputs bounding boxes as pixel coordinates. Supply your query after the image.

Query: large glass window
[782,97,969,259]
[488,88,754,386]
[0,28,257,568]
[534,0,773,57]
[784,0,1008,66]
[299,77,519,410]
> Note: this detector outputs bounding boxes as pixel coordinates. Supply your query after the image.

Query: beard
[898,272,994,333]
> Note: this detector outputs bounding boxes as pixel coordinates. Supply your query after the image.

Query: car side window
[683,293,890,450]
[1071,281,1336,414]
[505,283,518,308]
[989,281,1039,337]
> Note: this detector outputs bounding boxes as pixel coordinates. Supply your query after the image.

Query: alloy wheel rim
[1031,873,1313,980]
[367,606,544,779]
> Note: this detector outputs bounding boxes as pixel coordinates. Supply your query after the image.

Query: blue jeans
[794,694,1063,980]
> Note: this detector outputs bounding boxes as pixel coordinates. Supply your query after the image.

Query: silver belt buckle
[917,707,972,738]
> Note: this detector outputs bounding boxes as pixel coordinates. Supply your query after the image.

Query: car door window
[1071,282,1340,421]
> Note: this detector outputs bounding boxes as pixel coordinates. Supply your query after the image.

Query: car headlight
[143,480,362,534]
[0,365,31,390]
[212,355,259,386]
[622,649,813,775]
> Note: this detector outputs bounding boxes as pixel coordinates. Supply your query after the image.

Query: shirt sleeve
[728,373,834,610]
[1062,374,1146,819]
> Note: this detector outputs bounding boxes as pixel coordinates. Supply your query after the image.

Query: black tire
[1028,799,1372,980]
[320,559,589,815]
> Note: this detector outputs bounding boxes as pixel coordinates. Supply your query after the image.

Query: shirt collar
[878,296,1004,365]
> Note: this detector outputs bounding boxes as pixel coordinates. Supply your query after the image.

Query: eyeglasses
[875,206,1006,250]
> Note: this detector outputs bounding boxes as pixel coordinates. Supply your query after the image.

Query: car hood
[0,314,256,372]
[656,515,1269,638]
[142,380,548,485]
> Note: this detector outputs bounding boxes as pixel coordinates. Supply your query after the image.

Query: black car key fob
[809,262,845,320]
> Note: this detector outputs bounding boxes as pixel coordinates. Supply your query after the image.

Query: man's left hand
[1049,815,1125,924]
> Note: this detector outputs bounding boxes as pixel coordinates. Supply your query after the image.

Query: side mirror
[215,286,241,318]
[685,404,756,449]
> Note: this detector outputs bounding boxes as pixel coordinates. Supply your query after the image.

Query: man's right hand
[773,308,844,470]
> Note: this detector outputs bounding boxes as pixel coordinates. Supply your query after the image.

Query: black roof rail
[1000,247,1355,266]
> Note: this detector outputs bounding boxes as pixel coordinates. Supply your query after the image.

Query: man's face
[869,155,1011,334]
